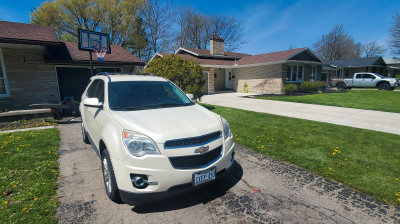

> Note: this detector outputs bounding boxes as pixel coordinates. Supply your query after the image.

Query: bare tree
[361,41,386,57]
[175,6,244,52]
[312,24,360,61]
[389,13,400,55]
[141,0,176,61]
[255,79,273,94]
[176,7,207,49]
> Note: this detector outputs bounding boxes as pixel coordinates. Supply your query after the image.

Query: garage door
[56,67,121,102]
[56,67,91,102]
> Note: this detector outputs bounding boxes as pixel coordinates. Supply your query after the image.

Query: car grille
[169,146,222,169]
[164,131,222,149]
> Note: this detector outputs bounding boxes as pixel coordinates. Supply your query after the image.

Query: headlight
[122,130,160,157]
[221,117,232,139]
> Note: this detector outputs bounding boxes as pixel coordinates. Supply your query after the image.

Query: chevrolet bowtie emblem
[194,146,209,154]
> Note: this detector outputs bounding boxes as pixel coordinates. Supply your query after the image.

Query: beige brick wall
[232,64,283,93]
[0,47,59,109]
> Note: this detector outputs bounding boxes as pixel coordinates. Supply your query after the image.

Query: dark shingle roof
[237,48,310,65]
[64,42,144,64]
[328,57,386,67]
[0,21,59,44]
[178,47,251,57]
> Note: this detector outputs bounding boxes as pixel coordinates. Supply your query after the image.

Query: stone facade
[0,47,60,109]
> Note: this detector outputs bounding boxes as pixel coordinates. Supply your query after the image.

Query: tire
[390,87,395,91]
[101,148,121,203]
[378,82,390,90]
[81,122,90,144]
[336,82,346,90]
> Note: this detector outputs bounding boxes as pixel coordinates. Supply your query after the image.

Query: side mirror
[186,93,194,100]
[83,98,103,108]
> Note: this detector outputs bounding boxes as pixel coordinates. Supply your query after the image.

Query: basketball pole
[89,51,93,76]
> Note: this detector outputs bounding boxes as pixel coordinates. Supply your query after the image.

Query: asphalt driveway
[57,118,400,223]
[201,92,400,136]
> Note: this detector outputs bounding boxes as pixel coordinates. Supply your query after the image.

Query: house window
[0,49,10,97]
[286,65,303,83]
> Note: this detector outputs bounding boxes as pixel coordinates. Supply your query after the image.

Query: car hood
[111,104,222,144]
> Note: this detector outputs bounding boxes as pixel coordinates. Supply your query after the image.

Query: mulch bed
[0,118,56,131]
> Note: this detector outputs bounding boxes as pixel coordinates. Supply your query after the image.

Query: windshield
[108,81,194,110]
[373,73,384,78]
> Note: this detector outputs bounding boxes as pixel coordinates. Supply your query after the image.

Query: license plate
[193,167,216,186]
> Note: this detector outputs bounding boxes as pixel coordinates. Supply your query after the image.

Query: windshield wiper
[110,107,143,111]
[145,103,186,108]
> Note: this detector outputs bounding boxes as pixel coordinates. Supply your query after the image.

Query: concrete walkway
[201,92,400,135]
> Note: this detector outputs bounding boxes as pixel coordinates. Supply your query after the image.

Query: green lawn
[0,129,60,223]
[203,104,400,205]
[256,90,400,113]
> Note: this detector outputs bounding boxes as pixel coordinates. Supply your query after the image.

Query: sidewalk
[201,92,400,135]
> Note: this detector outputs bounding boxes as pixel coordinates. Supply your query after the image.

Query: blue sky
[1,0,400,57]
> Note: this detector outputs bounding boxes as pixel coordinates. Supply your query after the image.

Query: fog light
[130,174,158,189]
[131,174,148,189]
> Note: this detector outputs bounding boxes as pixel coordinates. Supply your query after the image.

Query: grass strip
[256,90,400,113]
[0,129,60,223]
[203,104,400,205]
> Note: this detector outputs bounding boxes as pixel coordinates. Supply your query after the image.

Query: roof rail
[95,72,111,81]
[93,72,154,81]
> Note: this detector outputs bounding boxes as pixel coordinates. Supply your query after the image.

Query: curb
[0,126,55,134]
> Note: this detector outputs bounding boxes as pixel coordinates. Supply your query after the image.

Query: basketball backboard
[78,29,111,54]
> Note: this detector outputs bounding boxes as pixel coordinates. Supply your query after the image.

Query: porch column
[209,67,215,93]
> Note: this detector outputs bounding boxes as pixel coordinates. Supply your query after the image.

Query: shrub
[313,81,326,90]
[300,81,314,92]
[143,54,204,101]
[283,84,298,95]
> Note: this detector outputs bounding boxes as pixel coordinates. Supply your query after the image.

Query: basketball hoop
[94,47,107,62]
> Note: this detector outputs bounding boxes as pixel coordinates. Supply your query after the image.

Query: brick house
[323,57,388,79]
[148,37,326,94]
[0,21,144,110]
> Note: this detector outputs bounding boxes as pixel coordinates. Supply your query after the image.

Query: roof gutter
[200,60,328,69]
[0,37,62,46]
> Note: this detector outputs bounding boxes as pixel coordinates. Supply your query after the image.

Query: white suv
[79,73,235,205]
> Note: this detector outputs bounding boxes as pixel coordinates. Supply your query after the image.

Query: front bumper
[119,162,234,205]
[112,138,235,205]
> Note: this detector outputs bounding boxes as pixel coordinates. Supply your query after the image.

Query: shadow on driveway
[132,161,243,213]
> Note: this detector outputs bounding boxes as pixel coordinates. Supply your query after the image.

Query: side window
[96,80,104,103]
[86,80,100,98]
[362,74,374,79]
[355,74,362,79]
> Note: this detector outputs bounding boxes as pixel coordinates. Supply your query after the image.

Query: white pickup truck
[331,73,399,90]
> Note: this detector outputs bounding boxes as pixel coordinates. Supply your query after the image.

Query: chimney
[210,36,224,56]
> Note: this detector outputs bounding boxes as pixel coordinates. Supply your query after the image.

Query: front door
[225,69,232,89]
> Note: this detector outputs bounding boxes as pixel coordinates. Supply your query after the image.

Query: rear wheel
[101,148,121,203]
[337,82,346,90]
[378,83,390,90]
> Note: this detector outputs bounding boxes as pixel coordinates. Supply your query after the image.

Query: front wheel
[378,83,390,90]
[101,148,121,203]
[81,122,90,144]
